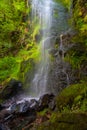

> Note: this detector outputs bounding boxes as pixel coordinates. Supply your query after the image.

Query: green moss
[37,109,49,116]
[64,41,87,70]
[0,56,20,85]
[55,0,71,11]
[56,82,87,112]
[64,0,87,71]
[36,113,87,130]
[73,0,87,40]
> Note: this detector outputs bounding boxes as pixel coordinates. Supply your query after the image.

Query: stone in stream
[9,99,38,113]
[28,99,39,111]
[0,93,56,130]
[9,93,55,113]
[38,93,55,111]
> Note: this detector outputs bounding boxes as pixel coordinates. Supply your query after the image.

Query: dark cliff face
[32,1,87,129]
[46,0,87,95]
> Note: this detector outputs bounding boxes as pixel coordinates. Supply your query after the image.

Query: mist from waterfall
[28,0,70,97]
[28,0,54,97]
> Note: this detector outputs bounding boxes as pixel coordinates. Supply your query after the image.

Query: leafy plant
[0,56,20,84]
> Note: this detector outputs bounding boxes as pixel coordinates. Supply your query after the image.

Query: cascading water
[28,0,70,97]
[29,0,53,97]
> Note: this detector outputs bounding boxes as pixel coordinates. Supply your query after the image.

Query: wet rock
[0,105,6,111]
[2,102,37,130]
[48,99,56,110]
[0,123,10,130]
[38,93,55,111]
[0,79,22,99]
[8,101,29,114]
[10,99,39,114]
[7,111,36,130]
[29,99,39,110]
[16,100,30,113]
[47,63,70,95]
[19,100,30,113]
[0,94,56,129]
[48,48,58,57]
[0,110,11,122]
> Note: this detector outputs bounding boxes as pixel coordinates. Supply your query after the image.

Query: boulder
[0,109,11,122]
[0,79,22,99]
[38,93,55,111]
[9,99,39,114]
[0,123,10,130]
[29,99,39,110]
[0,104,6,111]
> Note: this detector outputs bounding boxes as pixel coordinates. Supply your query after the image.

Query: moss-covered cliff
[30,0,87,129]
[0,0,87,129]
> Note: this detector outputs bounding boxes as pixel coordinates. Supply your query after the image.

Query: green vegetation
[56,82,87,112]
[35,82,87,130]
[32,0,87,129]
[36,113,87,130]
[64,0,87,78]
[0,56,20,83]
[0,0,40,86]
[55,0,71,11]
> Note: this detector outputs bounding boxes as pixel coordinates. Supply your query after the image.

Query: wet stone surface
[0,93,55,130]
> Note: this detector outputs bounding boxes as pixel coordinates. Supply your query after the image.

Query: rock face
[0,79,23,99]
[47,28,87,95]
[47,32,76,95]
[38,94,55,111]
[0,123,10,130]
[0,93,55,130]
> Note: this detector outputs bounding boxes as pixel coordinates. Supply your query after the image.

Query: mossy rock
[0,79,22,100]
[55,82,87,112]
[35,113,87,130]
[19,58,35,89]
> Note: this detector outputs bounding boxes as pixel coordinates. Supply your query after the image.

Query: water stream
[28,0,70,97]
[28,0,53,97]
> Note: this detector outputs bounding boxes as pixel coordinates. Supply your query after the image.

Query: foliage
[37,109,48,116]
[0,0,41,86]
[55,0,71,11]
[0,56,20,84]
[56,82,87,112]
[36,112,87,130]
[0,42,40,85]
[0,0,28,45]
[64,0,87,70]
[73,0,87,44]
[64,43,87,69]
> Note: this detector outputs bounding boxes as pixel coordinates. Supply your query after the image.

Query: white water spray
[29,0,54,97]
[27,0,70,97]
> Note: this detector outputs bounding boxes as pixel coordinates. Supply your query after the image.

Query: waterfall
[28,0,54,97]
[27,0,70,97]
